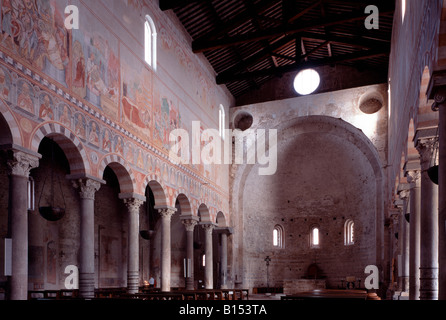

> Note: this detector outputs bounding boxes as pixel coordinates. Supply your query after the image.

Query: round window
[293,68,320,95]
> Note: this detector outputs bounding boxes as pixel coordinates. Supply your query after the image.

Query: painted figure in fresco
[74,113,86,140]
[102,129,111,152]
[73,56,86,88]
[17,81,34,113]
[38,94,53,120]
[1,0,14,46]
[125,142,134,163]
[122,94,151,129]
[58,104,71,128]
[0,0,69,85]
[89,121,99,146]
[71,40,87,98]
[114,136,123,155]
[0,68,10,101]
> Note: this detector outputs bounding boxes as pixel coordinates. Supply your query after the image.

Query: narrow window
[273,225,284,248]
[311,227,320,247]
[345,219,355,245]
[202,254,206,267]
[144,15,157,70]
[219,104,225,139]
[28,177,35,211]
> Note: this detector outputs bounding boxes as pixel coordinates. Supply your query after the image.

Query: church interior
[1,0,446,302]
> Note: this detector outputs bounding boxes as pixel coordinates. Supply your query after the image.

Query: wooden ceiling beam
[192,3,394,53]
[216,48,389,84]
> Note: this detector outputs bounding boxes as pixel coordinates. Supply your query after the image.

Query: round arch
[216,211,227,227]
[99,154,136,195]
[231,115,385,268]
[0,100,22,146]
[176,193,193,216]
[143,176,168,207]
[198,203,211,223]
[31,122,89,175]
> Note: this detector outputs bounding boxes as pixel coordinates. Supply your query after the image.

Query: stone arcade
[0,0,446,302]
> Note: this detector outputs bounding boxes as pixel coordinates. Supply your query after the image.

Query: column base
[185,277,194,291]
[127,270,139,294]
[419,267,439,300]
[79,272,95,299]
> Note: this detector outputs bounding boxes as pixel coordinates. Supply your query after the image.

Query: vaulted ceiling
[159,0,395,103]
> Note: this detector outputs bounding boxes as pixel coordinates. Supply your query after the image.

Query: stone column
[407,169,421,300]
[202,223,215,289]
[158,207,176,292]
[398,188,410,294]
[6,150,40,300]
[220,230,228,289]
[430,81,446,300]
[181,217,198,290]
[416,138,439,300]
[122,196,144,294]
[71,178,101,299]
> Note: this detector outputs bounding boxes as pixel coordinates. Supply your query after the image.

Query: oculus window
[293,68,320,95]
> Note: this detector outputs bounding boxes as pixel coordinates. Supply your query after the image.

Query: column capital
[71,178,102,200]
[201,223,215,234]
[182,218,198,232]
[415,138,437,169]
[6,150,40,178]
[406,169,421,185]
[157,207,176,219]
[398,189,410,201]
[431,88,446,111]
[123,197,145,213]
[427,69,446,111]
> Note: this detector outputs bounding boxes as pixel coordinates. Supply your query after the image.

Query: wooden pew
[94,287,127,298]
[121,292,185,300]
[281,289,368,300]
[28,289,79,300]
[221,289,249,300]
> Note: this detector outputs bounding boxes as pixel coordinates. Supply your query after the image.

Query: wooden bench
[281,289,368,300]
[121,292,185,300]
[221,289,249,300]
[28,289,80,300]
[94,287,127,298]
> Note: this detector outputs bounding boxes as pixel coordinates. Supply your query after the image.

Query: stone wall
[230,84,388,291]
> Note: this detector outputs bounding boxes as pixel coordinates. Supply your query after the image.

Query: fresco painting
[153,85,181,151]
[114,134,124,156]
[38,92,54,121]
[0,65,11,101]
[57,103,72,128]
[0,0,70,87]
[0,0,226,204]
[17,79,35,114]
[71,7,119,120]
[74,112,86,140]
[120,45,153,139]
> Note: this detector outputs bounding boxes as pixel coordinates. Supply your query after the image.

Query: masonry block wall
[230,84,388,291]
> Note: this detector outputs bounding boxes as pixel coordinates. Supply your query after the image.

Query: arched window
[219,104,225,139]
[144,15,157,70]
[344,219,355,245]
[273,225,284,248]
[310,226,320,247]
